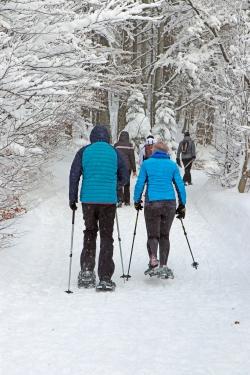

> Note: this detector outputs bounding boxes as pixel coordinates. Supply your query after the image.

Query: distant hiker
[176,131,196,185]
[69,125,128,291]
[114,131,136,207]
[139,135,156,166]
[134,141,186,279]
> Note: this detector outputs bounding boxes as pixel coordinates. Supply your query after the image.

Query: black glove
[134,201,143,211]
[69,201,77,211]
[176,158,181,167]
[176,204,185,219]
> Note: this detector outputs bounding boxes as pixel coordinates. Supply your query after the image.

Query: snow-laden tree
[124,90,150,146]
[0,0,159,236]
[152,0,249,188]
[153,95,178,153]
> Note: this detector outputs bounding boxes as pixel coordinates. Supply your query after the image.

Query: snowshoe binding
[157,266,174,279]
[78,270,96,289]
[96,279,116,292]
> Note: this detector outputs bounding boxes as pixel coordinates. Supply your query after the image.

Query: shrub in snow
[153,97,178,153]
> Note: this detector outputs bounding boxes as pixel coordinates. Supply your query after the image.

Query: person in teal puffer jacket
[134,141,186,278]
[69,125,128,291]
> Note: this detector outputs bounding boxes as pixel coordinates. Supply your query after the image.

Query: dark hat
[184,131,190,136]
[90,125,110,143]
[147,135,154,139]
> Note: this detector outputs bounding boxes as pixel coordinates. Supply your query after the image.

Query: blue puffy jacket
[134,151,186,205]
[69,125,128,204]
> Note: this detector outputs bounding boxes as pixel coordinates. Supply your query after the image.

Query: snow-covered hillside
[0,151,250,375]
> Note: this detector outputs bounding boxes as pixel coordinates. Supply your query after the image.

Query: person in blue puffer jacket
[134,141,186,278]
[69,125,128,291]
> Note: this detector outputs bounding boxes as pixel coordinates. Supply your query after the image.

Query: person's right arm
[172,164,186,205]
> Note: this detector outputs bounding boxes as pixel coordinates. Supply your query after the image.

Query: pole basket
[192,261,199,269]
[65,290,73,294]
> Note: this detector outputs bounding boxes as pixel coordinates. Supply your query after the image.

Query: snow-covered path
[1,152,250,375]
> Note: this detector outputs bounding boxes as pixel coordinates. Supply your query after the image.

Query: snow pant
[80,204,116,281]
[182,158,193,184]
[144,201,176,266]
[118,170,131,204]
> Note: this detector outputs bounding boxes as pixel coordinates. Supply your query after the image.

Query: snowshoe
[96,280,116,292]
[78,270,96,289]
[157,266,174,279]
[144,266,159,277]
[144,256,159,277]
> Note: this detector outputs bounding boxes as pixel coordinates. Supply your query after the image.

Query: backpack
[143,144,154,160]
[181,140,189,154]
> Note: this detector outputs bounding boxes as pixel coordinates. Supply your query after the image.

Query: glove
[176,204,186,219]
[69,201,77,211]
[134,201,143,211]
[176,158,181,167]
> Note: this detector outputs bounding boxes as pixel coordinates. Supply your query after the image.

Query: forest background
[0,0,249,246]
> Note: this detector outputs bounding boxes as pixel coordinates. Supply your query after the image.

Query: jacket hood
[118,131,129,143]
[90,125,110,143]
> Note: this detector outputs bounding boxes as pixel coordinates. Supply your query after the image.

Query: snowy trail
[1,152,250,375]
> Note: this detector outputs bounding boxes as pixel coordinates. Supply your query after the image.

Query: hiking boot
[117,201,122,208]
[96,279,116,291]
[78,270,96,288]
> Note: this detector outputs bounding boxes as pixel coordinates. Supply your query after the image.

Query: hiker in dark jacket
[114,131,136,207]
[69,125,128,291]
[134,141,186,279]
[176,131,196,185]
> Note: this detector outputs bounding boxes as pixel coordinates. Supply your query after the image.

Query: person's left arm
[134,163,147,203]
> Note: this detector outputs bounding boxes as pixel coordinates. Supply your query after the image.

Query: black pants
[80,204,116,281]
[118,170,131,204]
[144,201,176,266]
[182,158,193,184]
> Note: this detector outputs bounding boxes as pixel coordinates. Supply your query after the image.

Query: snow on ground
[0,150,250,375]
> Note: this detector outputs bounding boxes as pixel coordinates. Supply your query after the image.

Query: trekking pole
[65,209,76,294]
[178,217,199,269]
[115,212,126,280]
[184,160,193,169]
[126,210,140,281]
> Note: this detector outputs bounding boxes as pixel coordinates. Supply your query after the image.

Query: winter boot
[96,279,116,292]
[78,270,96,288]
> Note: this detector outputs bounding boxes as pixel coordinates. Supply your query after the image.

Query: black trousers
[144,201,176,266]
[80,204,116,281]
[182,158,193,184]
[118,170,131,204]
